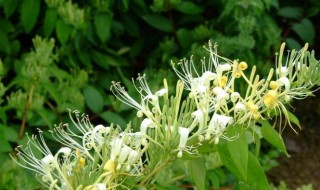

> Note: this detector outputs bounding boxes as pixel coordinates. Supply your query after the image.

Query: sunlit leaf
[217,125,248,180]
[189,157,206,190]
[260,120,289,157]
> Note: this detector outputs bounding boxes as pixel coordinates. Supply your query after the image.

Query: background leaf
[292,18,315,43]
[94,13,112,43]
[83,85,104,113]
[100,111,127,127]
[43,9,58,37]
[20,0,40,33]
[142,14,173,32]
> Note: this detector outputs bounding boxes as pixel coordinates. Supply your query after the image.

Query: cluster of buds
[13,41,320,189]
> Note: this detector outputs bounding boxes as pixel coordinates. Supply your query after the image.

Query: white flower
[177,127,190,158]
[205,114,233,142]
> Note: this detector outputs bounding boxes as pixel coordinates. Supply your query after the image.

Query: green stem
[139,156,172,186]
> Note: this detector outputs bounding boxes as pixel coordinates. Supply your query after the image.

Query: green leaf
[292,18,315,43]
[245,152,270,189]
[175,2,204,15]
[20,0,40,33]
[260,120,289,156]
[189,157,206,190]
[0,30,10,54]
[285,38,302,50]
[142,14,173,32]
[100,111,127,127]
[83,85,104,113]
[2,125,18,142]
[287,111,300,128]
[56,20,71,45]
[277,6,303,19]
[0,127,12,152]
[177,28,193,49]
[94,13,112,43]
[0,18,14,33]
[2,0,19,18]
[43,8,58,37]
[217,126,248,181]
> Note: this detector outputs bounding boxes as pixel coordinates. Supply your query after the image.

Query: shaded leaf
[285,38,302,50]
[0,30,10,54]
[292,18,315,43]
[100,111,127,127]
[56,20,71,45]
[175,2,204,15]
[43,8,58,37]
[142,14,173,32]
[21,0,40,33]
[278,6,302,19]
[3,0,19,18]
[94,13,112,43]
[83,85,104,113]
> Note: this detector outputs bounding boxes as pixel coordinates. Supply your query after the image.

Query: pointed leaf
[142,14,173,32]
[94,13,112,43]
[217,126,248,180]
[21,0,40,33]
[83,85,104,113]
[100,111,127,127]
[56,20,71,45]
[292,18,315,43]
[245,152,270,189]
[189,157,206,190]
[43,8,58,37]
[175,2,204,15]
[260,120,289,156]
[3,0,19,18]
[0,30,10,54]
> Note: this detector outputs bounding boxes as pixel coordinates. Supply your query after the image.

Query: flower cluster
[12,41,320,189]
[13,110,147,190]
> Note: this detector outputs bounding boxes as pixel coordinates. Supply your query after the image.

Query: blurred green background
[0,0,319,189]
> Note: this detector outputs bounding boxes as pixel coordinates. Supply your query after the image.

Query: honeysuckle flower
[205,114,233,143]
[177,127,190,158]
[12,131,75,189]
[140,118,155,135]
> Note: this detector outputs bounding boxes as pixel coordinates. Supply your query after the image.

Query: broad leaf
[94,13,112,43]
[100,111,127,127]
[56,20,71,45]
[217,126,248,180]
[3,0,19,18]
[292,18,315,43]
[21,0,40,33]
[43,8,58,37]
[189,157,206,190]
[0,30,10,54]
[142,14,173,32]
[260,120,289,157]
[83,85,104,113]
[175,2,204,15]
[245,152,270,189]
